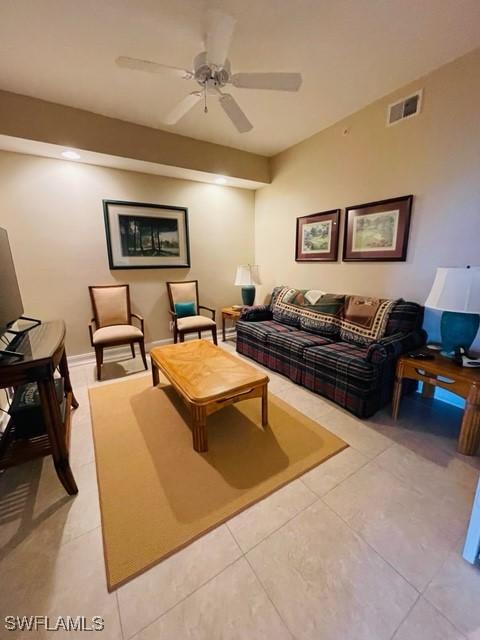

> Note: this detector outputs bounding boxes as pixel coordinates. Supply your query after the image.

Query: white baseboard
[68,330,236,368]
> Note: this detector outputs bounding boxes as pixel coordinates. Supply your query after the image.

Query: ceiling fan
[116,10,302,133]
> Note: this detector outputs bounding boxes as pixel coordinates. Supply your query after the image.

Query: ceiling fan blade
[231,72,302,92]
[163,92,202,125]
[205,10,236,68]
[219,94,252,133]
[116,56,192,79]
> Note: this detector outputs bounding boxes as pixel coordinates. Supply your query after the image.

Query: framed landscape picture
[103,200,190,269]
[343,195,413,262]
[295,209,340,262]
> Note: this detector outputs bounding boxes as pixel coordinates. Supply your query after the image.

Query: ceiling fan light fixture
[116,11,302,134]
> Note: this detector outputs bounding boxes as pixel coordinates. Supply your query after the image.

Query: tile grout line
[388,591,421,640]
[422,592,469,640]
[372,440,479,497]
[226,491,323,557]
[115,590,126,640]
[319,498,421,595]
[421,548,470,639]
[243,552,298,640]
[120,551,245,640]
[297,453,372,500]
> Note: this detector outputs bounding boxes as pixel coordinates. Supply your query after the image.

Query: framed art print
[103,200,190,269]
[343,195,413,262]
[295,209,340,262]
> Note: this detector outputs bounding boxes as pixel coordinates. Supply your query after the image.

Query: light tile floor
[0,342,479,639]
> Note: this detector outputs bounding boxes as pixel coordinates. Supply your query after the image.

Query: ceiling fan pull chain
[204,86,208,114]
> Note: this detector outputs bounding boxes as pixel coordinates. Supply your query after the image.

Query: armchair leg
[139,340,148,370]
[95,346,103,381]
[212,327,218,345]
[179,333,185,343]
[130,343,135,358]
[198,331,201,339]
[173,328,178,344]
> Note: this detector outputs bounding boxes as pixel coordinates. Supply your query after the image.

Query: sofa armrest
[239,304,273,322]
[366,330,427,364]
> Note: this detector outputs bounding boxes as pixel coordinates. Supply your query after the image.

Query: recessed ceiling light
[215,177,227,185]
[61,150,81,160]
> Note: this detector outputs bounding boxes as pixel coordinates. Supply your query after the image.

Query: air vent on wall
[387,89,423,126]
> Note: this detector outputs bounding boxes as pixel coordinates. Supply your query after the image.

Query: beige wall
[255,47,480,321]
[0,90,270,184]
[0,151,254,355]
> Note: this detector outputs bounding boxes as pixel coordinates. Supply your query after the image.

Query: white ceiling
[1,0,480,157]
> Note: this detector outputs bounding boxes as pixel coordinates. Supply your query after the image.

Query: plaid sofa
[236,291,426,418]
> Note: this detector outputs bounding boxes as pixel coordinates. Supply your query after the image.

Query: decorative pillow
[174,301,196,318]
[339,296,398,346]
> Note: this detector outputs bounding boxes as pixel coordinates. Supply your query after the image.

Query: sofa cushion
[235,319,295,345]
[303,341,385,417]
[235,319,296,367]
[304,341,375,386]
[265,330,335,383]
[338,295,397,346]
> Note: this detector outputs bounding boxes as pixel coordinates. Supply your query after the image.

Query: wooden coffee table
[150,340,269,452]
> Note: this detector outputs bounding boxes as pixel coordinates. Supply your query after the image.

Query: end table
[221,306,242,342]
[392,351,480,455]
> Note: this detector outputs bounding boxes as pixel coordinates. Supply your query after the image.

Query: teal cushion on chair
[174,302,196,318]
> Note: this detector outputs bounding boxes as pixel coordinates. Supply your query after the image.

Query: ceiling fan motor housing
[193,51,230,88]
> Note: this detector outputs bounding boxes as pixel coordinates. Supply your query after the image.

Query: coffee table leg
[192,406,208,452]
[152,361,159,387]
[261,384,268,427]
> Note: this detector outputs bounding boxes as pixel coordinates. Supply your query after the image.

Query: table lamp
[234,264,261,306]
[425,266,480,356]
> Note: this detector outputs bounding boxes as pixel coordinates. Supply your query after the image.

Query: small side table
[392,352,480,455]
[221,306,242,342]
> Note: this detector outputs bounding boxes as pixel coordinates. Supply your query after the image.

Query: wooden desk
[392,352,480,455]
[0,320,79,493]
[221,306,242,341]
[150,340,269,452]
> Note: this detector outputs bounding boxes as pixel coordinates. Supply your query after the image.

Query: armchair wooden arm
[131,312,145,334]
[167,308,179,327]
[88,318,96,346]
[199,305,216,321]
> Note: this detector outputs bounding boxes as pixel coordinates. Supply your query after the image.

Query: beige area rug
[89,376,347,590]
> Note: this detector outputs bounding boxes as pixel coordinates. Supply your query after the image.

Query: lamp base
[241,286,256,306]
[440,311,480,357]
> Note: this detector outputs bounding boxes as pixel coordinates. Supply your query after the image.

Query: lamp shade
[425,267,480,313]
[234,265,261,286]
